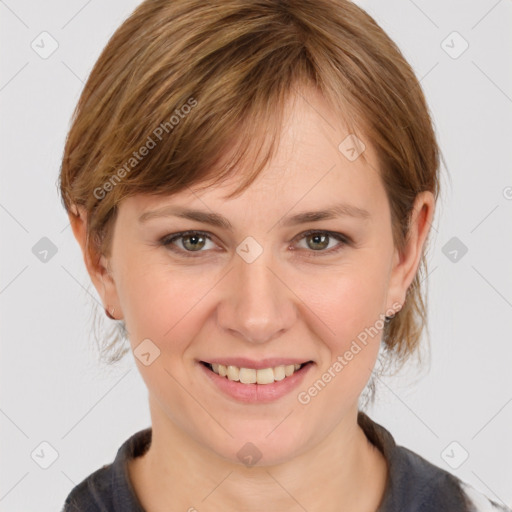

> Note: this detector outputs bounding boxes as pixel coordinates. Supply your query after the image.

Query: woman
[59,0,510,510]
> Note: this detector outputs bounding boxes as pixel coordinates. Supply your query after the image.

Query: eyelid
[289,229,350,257]
[159,229,351,257]
[290,229,351,246]
[159,230,219,256]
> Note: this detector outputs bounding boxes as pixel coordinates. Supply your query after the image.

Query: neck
[128,402,388,512]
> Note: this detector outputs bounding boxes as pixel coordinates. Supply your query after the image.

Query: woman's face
[87,88,432,466]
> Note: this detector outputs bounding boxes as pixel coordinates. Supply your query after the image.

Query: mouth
[200,360,314,385]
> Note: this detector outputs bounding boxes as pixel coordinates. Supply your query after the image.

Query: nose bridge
[217,246,295,344]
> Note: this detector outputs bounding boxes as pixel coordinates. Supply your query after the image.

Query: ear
[68,205,123,320]
[386,191,435,313]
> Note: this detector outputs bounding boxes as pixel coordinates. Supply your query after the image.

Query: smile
[197,357,315,403]
[201,361,312,385]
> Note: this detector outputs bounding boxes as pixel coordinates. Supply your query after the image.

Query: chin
[202,423,309,468]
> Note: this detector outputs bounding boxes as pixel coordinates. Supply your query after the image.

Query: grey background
[1,0,511,510]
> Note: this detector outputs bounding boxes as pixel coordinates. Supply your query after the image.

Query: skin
[70,86,434,512]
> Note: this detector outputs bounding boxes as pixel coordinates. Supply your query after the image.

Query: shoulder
[388,443,470,510]
[458,480,512,512]
[61,463,113,511]
[357,412,511,512]
[394,445,511,512]
[60,427,152,512]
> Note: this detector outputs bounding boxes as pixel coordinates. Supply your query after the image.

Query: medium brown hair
[59,0,445,380]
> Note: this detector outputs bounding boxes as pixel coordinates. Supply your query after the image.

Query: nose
[216,249,296,344]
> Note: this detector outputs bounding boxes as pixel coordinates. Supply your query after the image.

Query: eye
[159,230,217,256]
[292,230,350,256]
[159,229,350,258]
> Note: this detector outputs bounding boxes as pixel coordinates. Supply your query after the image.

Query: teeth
[208,362,306,384]
[239,368,257,384]
[227,365,240,381]
[273,365,286,381]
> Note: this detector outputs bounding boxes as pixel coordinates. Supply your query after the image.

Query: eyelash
[158,229,351,258]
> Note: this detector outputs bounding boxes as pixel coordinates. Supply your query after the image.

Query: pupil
[309,233,328,250]
[184,234,204,251]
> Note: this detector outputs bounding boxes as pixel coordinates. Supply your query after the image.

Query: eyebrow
[138,202,371,229]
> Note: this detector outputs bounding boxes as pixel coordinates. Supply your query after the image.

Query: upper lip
[200,358,313,370]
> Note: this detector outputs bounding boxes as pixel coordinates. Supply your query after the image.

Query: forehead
[122,87,388,221]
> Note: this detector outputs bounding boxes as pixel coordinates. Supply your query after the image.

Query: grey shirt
[61,411,510,511]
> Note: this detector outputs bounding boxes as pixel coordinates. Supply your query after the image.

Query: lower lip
[198,361,314,404]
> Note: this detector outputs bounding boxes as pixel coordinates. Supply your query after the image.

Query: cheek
[116,256,218,355]
[115,263,213,413]
[296,259,389,348]
[291,258,390,402]
[293,273,386,427]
